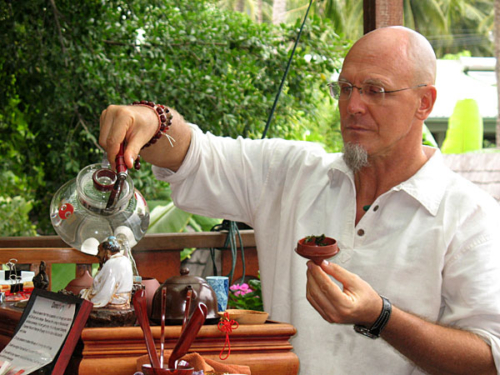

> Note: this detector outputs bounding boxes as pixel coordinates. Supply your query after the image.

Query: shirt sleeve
[440,200,500,373]
[153,124,326,227]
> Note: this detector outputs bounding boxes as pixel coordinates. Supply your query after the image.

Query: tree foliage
[230,0,494,58]
[0,0,347,235]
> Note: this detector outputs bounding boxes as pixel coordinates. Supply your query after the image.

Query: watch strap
[353,296,392,339]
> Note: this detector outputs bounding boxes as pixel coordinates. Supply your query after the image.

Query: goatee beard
[343,143,369,173]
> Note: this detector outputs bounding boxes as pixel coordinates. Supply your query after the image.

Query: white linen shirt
[154,124,500,374]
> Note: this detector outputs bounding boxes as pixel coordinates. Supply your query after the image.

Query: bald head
[345,26,437,85]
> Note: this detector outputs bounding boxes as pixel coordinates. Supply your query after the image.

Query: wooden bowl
[295,236,339,265]
[219,309,269,325]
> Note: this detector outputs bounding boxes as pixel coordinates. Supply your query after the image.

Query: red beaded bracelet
[131,101,174,170]
[131,100,173,148]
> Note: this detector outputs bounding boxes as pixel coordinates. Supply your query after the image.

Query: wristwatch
[353,296,392,339]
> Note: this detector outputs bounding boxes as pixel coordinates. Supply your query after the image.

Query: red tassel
[217,311,239,360]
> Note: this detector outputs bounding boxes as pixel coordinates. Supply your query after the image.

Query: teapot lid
[77,163,134,215]
[165,267,207,285]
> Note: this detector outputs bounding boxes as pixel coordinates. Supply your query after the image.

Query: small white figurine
[80,236,133,308]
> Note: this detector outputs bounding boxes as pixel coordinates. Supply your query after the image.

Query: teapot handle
[115,143,128,174]
[106,143,128,210]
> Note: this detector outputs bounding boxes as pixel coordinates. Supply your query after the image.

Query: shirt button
[373,205,379,212]
[357,229,365,236]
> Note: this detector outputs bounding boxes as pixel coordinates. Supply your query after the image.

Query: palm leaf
[147,202,192,233]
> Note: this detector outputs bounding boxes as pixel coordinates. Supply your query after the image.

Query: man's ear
[416,85,437,121]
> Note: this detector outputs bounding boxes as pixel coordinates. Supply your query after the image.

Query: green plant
[147,201,221,261]
[304,234,328,246]
[0,0,347,234]
[228,277,264,311]
[0,196,37,237]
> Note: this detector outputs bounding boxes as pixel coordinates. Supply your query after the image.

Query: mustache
[342,117,372,129]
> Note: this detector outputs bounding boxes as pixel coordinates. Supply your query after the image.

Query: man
[100,27,500,373]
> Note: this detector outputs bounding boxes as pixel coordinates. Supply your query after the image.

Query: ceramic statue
[80,236,133,308]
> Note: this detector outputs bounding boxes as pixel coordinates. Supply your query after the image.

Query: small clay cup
[295,236,339,265]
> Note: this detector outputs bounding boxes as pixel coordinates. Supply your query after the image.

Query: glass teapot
[50,147,149,255]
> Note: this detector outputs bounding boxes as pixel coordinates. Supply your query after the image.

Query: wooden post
[363,0,404,34]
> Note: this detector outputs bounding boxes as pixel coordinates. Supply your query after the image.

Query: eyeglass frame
[327,81,428,103]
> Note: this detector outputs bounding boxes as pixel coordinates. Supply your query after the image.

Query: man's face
[97,244,108,264]
[337,40,423,161]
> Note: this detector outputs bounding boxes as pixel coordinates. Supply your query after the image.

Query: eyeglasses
[327,81,427,104]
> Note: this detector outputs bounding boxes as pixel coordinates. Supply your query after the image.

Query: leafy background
[0,0,347,237]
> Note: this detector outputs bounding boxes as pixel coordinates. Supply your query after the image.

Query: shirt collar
[328,147,448,216]
[327,154,354,183]
[396,147,448,216]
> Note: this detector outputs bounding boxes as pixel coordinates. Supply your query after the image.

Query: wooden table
[0,303,299,375]
[0,303,23,350]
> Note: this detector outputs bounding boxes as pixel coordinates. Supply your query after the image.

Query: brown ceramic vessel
[64,270,93,295]
[141,277,160,318]
[295,236,339,265]
[151,267,219,325]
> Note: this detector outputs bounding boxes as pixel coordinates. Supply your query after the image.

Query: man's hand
[100,105,159,170]
[306,260,383,327]
[307,260,497,374]
[99,104,191,171]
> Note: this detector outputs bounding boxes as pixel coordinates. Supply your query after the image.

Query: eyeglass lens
[329,82,385,104]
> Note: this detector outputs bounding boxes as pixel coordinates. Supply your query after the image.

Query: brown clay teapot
[151,267,219,325]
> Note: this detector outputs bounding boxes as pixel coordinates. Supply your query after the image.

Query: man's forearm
[381,306,496,375]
